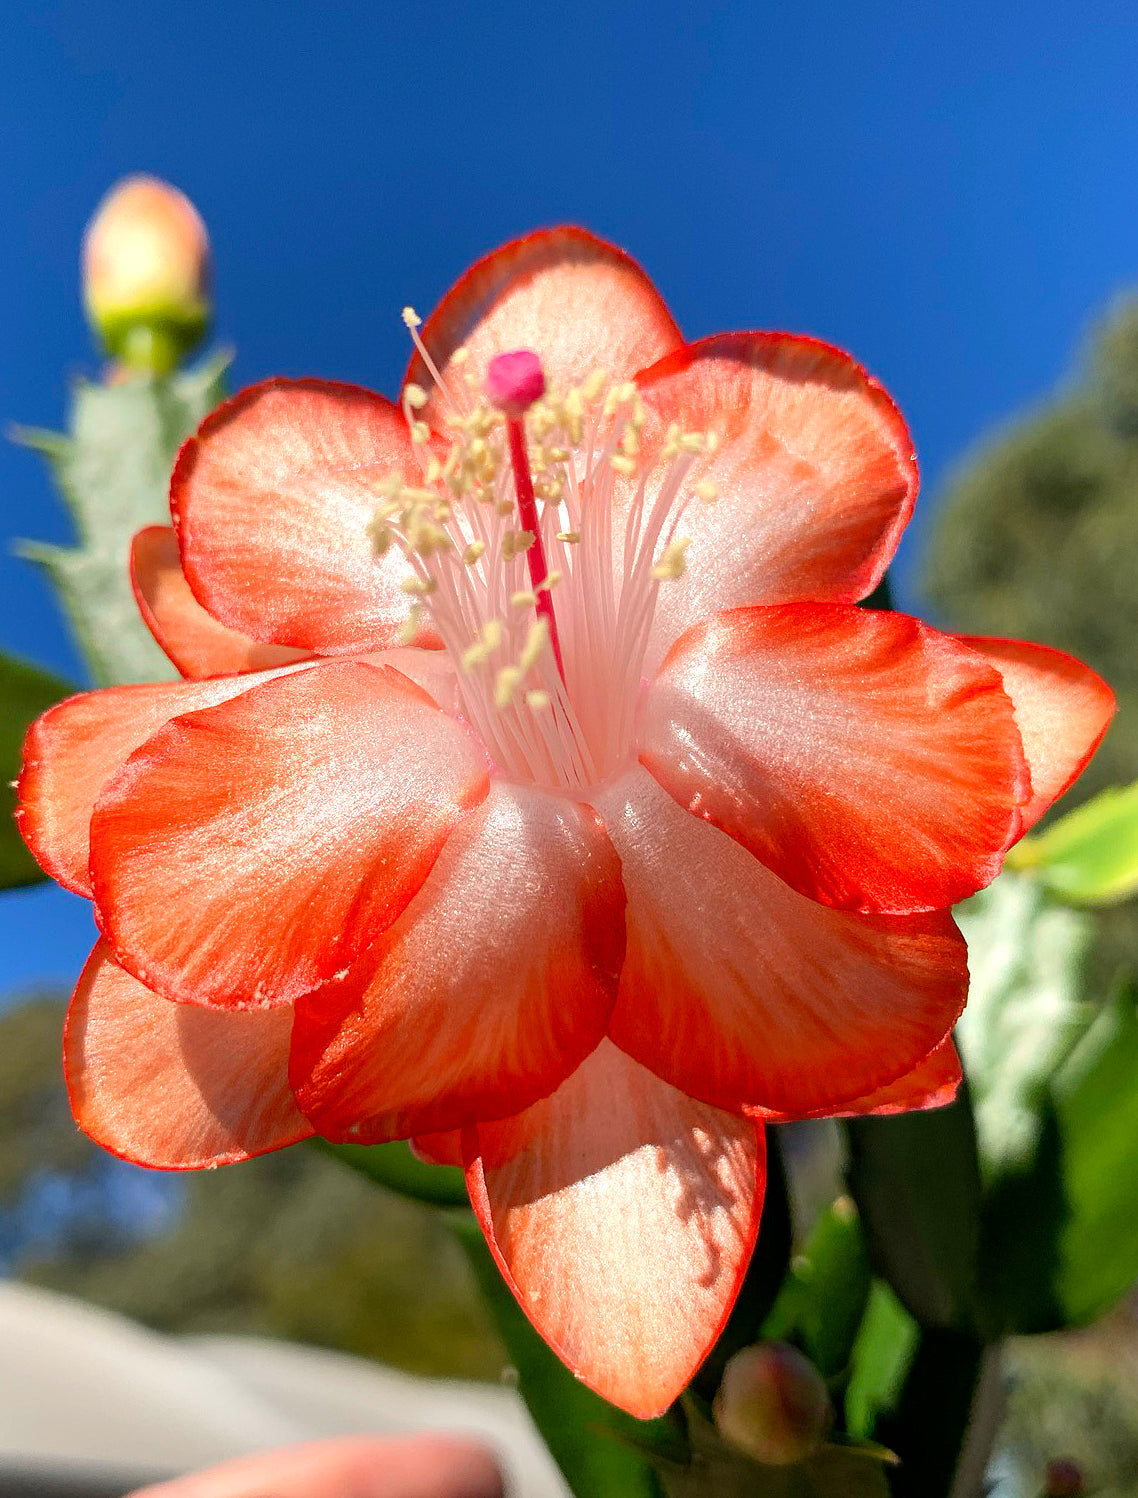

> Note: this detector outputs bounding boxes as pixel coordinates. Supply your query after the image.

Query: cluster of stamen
[368,311,719,791]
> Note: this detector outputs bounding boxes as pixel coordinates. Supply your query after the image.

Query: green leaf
[981,983,1138,1331]
[1052,983,1138,1319]
[316,1139,469,1208]
[15,356,228,687]
[954,870,1096,1179]
[1009,779,1138,905]
[449,1212,681,1498]
[844,1282,919,1440]
[0,651,73,889]
[763,1197,871,1379]
[845,1090,982,1332]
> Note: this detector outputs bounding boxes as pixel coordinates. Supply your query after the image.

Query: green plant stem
[876,1328,986,1498]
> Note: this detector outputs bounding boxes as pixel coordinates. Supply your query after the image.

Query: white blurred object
[0,1282,569,1498]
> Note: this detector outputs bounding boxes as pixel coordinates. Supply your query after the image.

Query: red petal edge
[404,227,683,429]
[131,526,309,679]
[65,941,311,1169]
[464,1040,765,1419]
[962,636,1115,835]
[630,333,918,664]
[642,603,1030,913]
[171,379,435,655]
[750,1038,963,1123]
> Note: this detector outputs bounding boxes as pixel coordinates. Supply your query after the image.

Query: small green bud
[713,1342,832,1466]
[82,176,211,376]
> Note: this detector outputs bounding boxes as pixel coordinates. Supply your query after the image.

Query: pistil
[485,351,565,676]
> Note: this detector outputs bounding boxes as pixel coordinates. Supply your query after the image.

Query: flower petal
[641,604,1029,913]
[131,526,309,678]
[962,637,1115,834]
[750,1039,963,1123]
[410,1131,464,1168]
[362,645,460,714]
[17,665,310,898]
[91,662,490,1009]
[405,228,682,429]
[290,781,624,1141]
[171,380,434,654]
[634,334,918,662]
[65,941,310,1168]
[466,1040,764,1419]
[595,768,966,1116]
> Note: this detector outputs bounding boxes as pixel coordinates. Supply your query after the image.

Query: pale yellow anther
[707,428,722,454]
[511,590,538,610]
[620,428,640,457]
[582,368,608,401]
[609,453,637,476]
[410,420,431,445]
[460,618,504,672]
[651,537,690,581]
[369,523,393,557]
[451,346,470,367]
[463,541,486,566]
[519,619,550,673]
[537,570,562,591]
[694,480,719,503]
[525,689,551,711]
[528,405,555,441]
[556,530,580,544]
[679,431,706,454]
[398,604,423,645]
[401,307,421,328]
[494,666,522,709]
[404,383,428,410]
[426,456,442,483]
[401,576,437,596]
[483,618,504,652]
[503,530,535,560]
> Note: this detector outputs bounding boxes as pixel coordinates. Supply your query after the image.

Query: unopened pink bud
[713,1342,832,1466]
[82,176,211,375]
[485,350,546,417]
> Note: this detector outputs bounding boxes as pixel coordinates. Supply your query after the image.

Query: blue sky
[4,0,1138,998]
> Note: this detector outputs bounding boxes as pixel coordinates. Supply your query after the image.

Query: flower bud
[82,176,211,375]
[1044,1458,1085,1497]
[713,1342,832,1466]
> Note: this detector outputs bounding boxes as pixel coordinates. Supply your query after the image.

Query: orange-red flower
[17,229,1113,1417]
